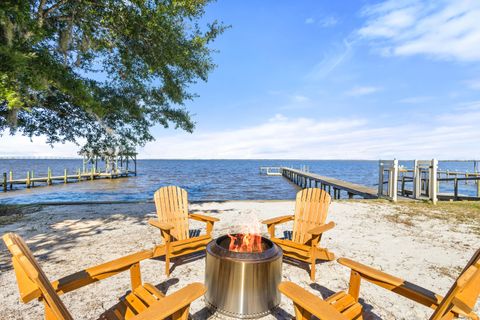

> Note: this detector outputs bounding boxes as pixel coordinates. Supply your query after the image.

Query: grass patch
[349,199,480,233]
[384,212,415,227]
[428,265,464,280]
[394,201,480,224]
[362,199,480,234]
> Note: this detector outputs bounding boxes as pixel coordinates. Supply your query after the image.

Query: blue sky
[2,0,480,159]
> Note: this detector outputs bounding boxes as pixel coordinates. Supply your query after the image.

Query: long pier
[272,167,377,199]
[2,168,136,192]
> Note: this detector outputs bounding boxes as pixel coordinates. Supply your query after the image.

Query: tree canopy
[0,0,225,154]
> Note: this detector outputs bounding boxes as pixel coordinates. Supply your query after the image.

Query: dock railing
[380,159,480,203]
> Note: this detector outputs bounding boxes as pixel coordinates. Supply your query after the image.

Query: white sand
[0,200,478,320]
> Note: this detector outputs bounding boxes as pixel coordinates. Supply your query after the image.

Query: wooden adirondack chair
[3,232,206,320]
[262,188,335,280]
[279,249,480,320]
[149,186,219,276]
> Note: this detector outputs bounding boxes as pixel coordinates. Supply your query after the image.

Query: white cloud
[0,135,81,157]
[137,109,480,159]
[305,16,337,27]
[305,18,315,24]
[2,106,480,160]
[292,95,309,103]
[358,0,480,62]
[397,96,434,104]
[346,86,381,96]
[465,79,480,90]
[319,16,338,28]
[307,40,353,80]
[456,100,480,111]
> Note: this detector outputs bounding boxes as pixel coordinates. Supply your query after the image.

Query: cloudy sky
[2,0,480,159]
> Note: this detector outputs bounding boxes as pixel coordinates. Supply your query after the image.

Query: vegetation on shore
[363,199,480,234]
[0,204,42,226]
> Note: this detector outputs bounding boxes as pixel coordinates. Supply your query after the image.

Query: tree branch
[37,0,48,27]
[44,0,69,16]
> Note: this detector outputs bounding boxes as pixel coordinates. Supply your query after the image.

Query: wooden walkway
[259,167,282,176]
[2,169,136,192]
[280,167,377,199]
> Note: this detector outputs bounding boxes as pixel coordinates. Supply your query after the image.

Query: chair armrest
[338,258,405,286]
[308,222,335,235]
[148,219,174,231]
[131,283,206,320]
[279,282,348,320]
[338,258,445,309]
[262,215,294,225]
[52,250,153,295]
[189,213,220,222]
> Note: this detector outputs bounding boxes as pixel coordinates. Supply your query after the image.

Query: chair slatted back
[3,233,73,320]
[292,188,331,244]
[430,249,480,320]
[153,186,190,241]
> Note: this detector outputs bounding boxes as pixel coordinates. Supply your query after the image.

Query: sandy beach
[0,200,478,320]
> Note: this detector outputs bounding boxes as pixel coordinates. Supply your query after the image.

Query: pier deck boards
[2,169,136,192]
[280,167,377,199]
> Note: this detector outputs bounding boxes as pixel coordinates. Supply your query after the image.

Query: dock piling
[26,171,31,188]
[275,167,377,199]
[47,168,52,185]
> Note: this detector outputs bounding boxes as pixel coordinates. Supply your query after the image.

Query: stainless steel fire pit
[205,234,282,318]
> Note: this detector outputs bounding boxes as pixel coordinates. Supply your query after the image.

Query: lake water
[0,159,477,204]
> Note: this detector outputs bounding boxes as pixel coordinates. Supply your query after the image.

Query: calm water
[0,159,477,204]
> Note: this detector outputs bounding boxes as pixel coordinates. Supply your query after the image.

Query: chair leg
[165,252,170,276]
[310,257,316,281]
[294,303,311,320]
[165,240,171,276]
[172,306,190,320]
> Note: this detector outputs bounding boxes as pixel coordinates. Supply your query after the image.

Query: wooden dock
[259,167,282,176]
[2,168,136,192]
[272,167,377,199]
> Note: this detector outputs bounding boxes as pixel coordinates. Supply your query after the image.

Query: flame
[227,216,263,253]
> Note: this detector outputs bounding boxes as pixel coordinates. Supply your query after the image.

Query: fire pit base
[205,301,274,319]
[205,235,282,319]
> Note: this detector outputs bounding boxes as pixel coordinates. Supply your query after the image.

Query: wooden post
[348,192,353,199]
[26,171,31,188]
[9,170,13,190]
[453,177,458,200]
[77,168,81,181]
[134,155,137,176]
[90,167,94,180]
[3,173,6,192]
[378,161,384,197]
[401,176,406,196]
[64,169,67,183]
[430,159,438,204]
[31,170,34,187]
[47,168,52,185]
[388,159,399,202]
[477,177,480,198]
